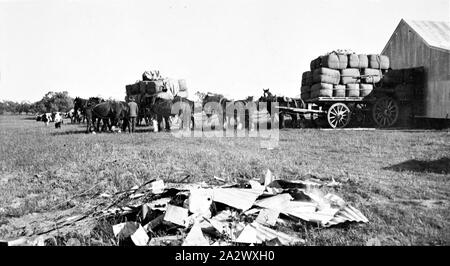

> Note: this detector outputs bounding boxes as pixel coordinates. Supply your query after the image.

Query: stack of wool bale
[139,70,165,95]
[300,71,313,100]
[125,81,142,103]
[301,52,390,100]
[125,70,166,103]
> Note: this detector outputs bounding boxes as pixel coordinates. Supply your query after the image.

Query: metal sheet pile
[107,170,369,246]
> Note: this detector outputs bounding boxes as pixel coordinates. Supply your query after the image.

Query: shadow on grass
[51,130,87,136]
[384,157,450,174]
[50,127,157,135]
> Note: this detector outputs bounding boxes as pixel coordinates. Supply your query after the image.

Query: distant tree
[4,101,19,114]
[30,101,46,114]
[38,91,74,113]
[0,101,5,115]
[18,101,31,114]
[0,91,74,115]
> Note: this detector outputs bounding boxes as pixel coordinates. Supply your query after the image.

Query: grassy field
[0,115,449,245]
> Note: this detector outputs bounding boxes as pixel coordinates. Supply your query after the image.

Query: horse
[87,101,129,133]
[147,95,194,132]
[73,97,88,124]
[258,89,299,128]
[73,97,106,132]
[202,93,256,130]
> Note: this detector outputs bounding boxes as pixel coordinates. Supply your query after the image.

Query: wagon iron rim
[327,103,351,129]
[372,96,399,128]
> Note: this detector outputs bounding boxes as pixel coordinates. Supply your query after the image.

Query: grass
[0,115,449,245]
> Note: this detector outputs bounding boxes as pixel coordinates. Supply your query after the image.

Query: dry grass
[0,115,449,245]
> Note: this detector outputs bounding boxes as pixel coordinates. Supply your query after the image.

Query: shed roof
[403,19,450,51]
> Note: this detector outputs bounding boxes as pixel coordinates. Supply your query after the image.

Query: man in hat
[127,96,139,133]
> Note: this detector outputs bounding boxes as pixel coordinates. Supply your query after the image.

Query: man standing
[54,112,63,128]
[128,96,139,133]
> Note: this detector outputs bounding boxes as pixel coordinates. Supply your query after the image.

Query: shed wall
[382,21,450,119]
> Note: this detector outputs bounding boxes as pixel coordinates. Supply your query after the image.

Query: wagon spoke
[373,97,399,128]
[327,103,351,129]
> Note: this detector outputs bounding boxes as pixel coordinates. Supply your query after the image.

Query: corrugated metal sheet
[325,206,368,226]
[403,19,450,51]
[324,205,369,227]
[212,188,263,211]
[234,222,304,245]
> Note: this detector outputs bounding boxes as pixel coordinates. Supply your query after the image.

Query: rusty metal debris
[1,173,369,246]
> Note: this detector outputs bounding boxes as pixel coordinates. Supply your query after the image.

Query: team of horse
[70,89,301,133]
[201,89,301,130]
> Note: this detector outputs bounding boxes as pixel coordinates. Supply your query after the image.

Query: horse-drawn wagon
[125,71,194,131]
[279,67,424,129]
[278,91,399,129]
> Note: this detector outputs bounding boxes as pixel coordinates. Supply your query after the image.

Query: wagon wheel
[350,103,370,126]
[372,96,399,128]
[327,103,351,128]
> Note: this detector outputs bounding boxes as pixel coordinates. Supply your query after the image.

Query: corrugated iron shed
[403,20,450,51]
[382,19,450,120]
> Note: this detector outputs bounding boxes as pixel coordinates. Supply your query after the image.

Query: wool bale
[368,54,390,69]
[362,68,382,83]
[300,85,311,94]
[133,83,141,95]
[358,54,369,68]
[301,71,313,86]
[311,83,333,98]
[178,79,188,92]
[310,57,322,71]
[126,85,133,95]
[337,54,348,69]
[346,84,360,97]
[301,71,310,80]
[126,83,140,95]
[312,67,340,85]
[333,85,346,97]
[359,84,374,97]
[348,54,360,68]
[301,92,310,101]
[340,68,361,84]
[139,80,164,94]
[321,53,340,69]
[380,55,390,69]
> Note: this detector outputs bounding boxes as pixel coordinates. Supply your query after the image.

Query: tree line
[0,91,74,115]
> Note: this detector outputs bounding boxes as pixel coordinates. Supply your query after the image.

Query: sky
[0,0,449,102]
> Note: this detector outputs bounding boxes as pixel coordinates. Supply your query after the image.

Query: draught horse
[202,93,256,130]
[86,101,129,133]
[258,89,299,128]
[73,97,104,125]
[148,96,194,131]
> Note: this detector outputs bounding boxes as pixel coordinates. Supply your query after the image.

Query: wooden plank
[276,106,325,114]
[305,97,375,103]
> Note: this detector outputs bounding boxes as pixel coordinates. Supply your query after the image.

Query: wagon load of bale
[300,71,313,100]
[125,70,165,104]
[300,50,390,101]
[125,70,190,107]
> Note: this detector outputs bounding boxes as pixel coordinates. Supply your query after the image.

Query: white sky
[0,0,449,102]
